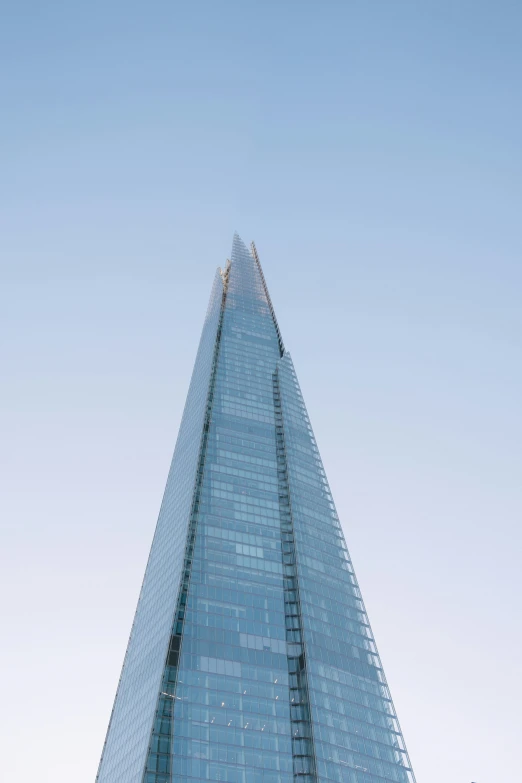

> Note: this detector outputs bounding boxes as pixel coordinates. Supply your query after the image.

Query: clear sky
[1,2,521,781]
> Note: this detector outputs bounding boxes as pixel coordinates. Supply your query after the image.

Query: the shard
[97,235,416,783]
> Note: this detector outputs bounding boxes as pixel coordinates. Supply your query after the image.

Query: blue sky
[1,2,521,782]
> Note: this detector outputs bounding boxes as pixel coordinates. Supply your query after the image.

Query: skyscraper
[97,235,416,783]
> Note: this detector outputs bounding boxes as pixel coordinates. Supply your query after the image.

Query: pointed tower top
[231,232,250,259]
[250,240,285,358]
[226,233,285,357]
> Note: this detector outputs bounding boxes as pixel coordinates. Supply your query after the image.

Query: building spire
[250,240,285,357]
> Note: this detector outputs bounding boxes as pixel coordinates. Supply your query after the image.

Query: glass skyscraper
[97,235,416,783]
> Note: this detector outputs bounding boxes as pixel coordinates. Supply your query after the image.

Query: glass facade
[97,235,416,783]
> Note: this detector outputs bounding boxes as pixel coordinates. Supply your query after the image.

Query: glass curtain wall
[97,235,416,783]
